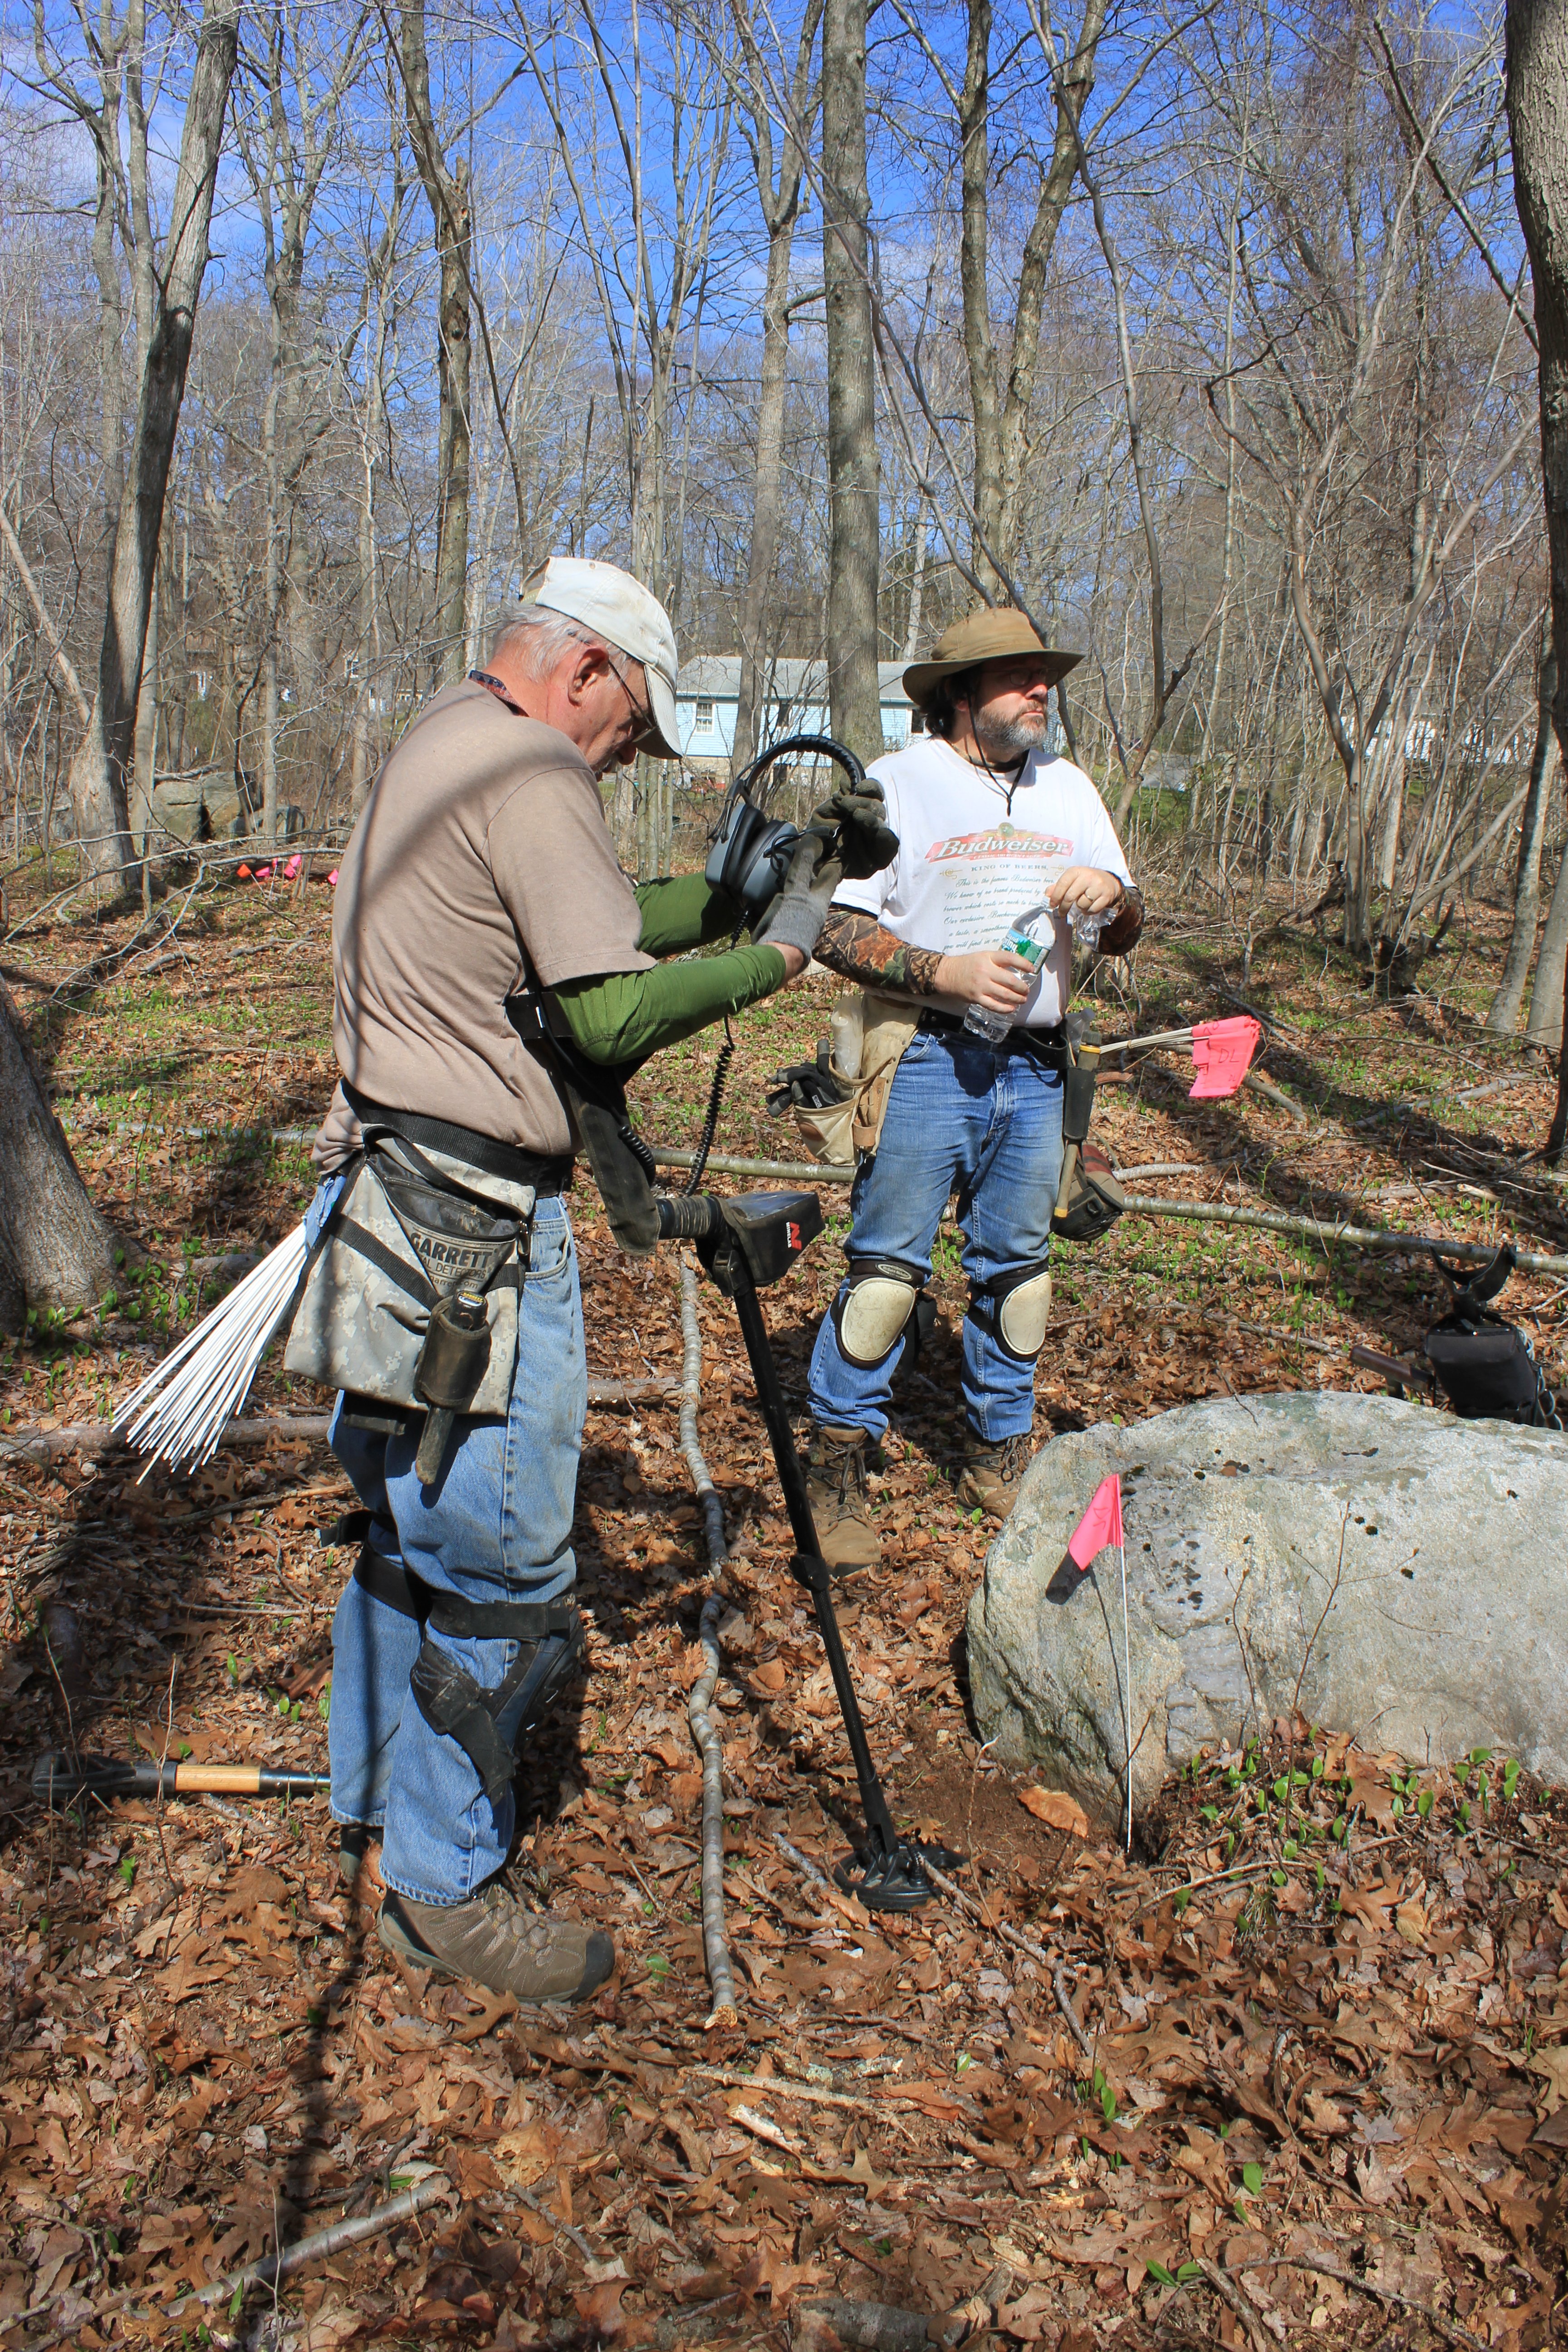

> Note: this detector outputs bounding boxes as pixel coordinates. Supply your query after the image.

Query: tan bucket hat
[903,607,1083,709]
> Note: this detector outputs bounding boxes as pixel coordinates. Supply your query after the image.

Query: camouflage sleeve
[815,904,946,996]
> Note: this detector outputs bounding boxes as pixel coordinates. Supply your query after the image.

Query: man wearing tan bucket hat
[802,606,1144,1570]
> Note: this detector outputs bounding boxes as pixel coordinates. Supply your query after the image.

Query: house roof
[678,657,912,706]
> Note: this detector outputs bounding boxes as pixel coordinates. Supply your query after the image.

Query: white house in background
[674,658,916,768]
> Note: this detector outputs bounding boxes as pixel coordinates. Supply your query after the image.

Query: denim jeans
[807,1023,1064,1444]
[321,1192,586,1906]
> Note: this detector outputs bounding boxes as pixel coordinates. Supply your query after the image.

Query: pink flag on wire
[1067,1474,1123,1568]
[1188,1014,1261,1099]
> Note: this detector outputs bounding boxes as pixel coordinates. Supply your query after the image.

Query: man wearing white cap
[307,558,881,2004]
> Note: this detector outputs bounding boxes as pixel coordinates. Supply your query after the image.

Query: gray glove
[753,825,844,961]
[810,784,898,879]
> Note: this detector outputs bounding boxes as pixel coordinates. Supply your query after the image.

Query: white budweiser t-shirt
[833,736,1132,1029]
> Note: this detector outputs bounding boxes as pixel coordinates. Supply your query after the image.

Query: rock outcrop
[965,1392,1567,1833]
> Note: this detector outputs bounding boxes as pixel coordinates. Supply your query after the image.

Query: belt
[343,1081,573,1193]
[918,1009,1067,1060]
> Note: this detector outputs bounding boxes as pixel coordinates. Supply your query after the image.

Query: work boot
[378,1872,614,2005]
[338,1823,383,1896]
[805,1423,881,1574]
[956,1427,1033,1524]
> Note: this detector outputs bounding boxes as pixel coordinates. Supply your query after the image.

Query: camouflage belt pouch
[284,1138,533,1412]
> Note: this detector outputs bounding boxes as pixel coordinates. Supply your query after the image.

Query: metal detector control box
[720,1189,824,1288]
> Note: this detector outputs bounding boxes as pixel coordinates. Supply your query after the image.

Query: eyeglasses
[604,648,660,752]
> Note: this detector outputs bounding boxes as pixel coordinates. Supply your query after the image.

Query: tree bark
[402,0,471,691]
[960,0,1102,598]
[1526,836,1568,1048]
[729,0,822,777]
[822,0,882,765]
[1506,0,1568,1155]
[0,982,118,1331]
[1488,636,1558,1032]
[62,0,240,894]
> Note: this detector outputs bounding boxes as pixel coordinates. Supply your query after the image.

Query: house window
[695,697,715,734]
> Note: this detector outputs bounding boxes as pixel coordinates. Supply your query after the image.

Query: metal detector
[657,1187,959,1910]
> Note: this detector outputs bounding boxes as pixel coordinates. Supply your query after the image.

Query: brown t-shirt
[314,679,651,1167]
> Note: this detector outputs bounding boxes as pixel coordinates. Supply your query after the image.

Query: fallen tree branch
[1121,1194,1568,1277]
[687,2066,933,2137]
[1195,2255,1284,2351]
[1242,1068,1310,1126]
[916,1857,1094,2063]
[179,2174,454,2313]
[3,1379,676,1466]
[1280,2253,1487,2352]
[677,1256,739,2029]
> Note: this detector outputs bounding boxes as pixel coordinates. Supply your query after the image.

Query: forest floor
[2,853,1568,2352]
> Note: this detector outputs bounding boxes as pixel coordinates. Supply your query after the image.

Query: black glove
[808,784,897,880]
[766,1040,849,1116]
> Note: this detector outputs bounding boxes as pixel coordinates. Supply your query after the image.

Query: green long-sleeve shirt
[552,874,787,1066]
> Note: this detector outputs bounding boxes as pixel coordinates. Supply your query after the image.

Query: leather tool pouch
[284,1135,533,1412]
[1050,1036,1127,1243]
[1423,1245,1560,1428]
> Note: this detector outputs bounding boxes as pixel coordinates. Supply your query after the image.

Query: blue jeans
[808,1023,1064,1444]
[322,1193,586,1907]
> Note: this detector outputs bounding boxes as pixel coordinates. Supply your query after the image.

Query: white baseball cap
[519,557,680,760]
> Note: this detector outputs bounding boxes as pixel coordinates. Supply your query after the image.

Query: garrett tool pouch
[1423,1246,1560,1428]
[284,1127,538,1412]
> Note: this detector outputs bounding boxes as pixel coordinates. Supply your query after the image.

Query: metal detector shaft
[726,1274,902,1863]
[657,1189,955,1908]
[34,1752,330,1807]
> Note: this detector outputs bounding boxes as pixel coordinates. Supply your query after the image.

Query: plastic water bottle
[964,905,1053,1043]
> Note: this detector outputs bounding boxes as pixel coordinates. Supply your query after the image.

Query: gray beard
[974,707,1051,763]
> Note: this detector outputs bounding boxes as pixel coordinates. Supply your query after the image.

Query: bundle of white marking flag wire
[113,1223,309,1476]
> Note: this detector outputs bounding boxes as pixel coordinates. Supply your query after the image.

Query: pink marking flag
[1188,1014,1261,1099]
[1067,1473,1123,1569]
[283,853,302,880]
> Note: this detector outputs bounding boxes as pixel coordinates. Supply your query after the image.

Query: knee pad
[832,1258,926,1369]
[967,1260,1053,1362]
[409,1597,584,1803]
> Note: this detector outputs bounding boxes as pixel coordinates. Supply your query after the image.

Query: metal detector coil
[705,733,869,918]
[657,1186,960,1910]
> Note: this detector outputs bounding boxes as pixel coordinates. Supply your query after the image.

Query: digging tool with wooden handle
[33,1752,330,1806]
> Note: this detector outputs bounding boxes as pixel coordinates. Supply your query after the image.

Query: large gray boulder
[966,1392,1568,1834]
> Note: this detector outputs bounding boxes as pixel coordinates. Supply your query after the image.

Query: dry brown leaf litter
[1,872,1566,2348]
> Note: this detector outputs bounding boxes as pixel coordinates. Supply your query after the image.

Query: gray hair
[490,607,596,680]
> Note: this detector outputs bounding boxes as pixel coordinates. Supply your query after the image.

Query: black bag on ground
[1423,1245,1560,1428]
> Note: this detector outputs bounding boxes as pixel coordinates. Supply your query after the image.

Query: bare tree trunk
[729,0,821,778]
[402,0,471,689]
[0,982,117,1331]
[1488,636,1558,1031]
[822,0,882,764]
[960,0,1102,597]
[1526,837,1568,1048]
[63,0,239,895]
[1507,0,1568,1155]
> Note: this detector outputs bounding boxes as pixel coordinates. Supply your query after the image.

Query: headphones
[704,733,868,918]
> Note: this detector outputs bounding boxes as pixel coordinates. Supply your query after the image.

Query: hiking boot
[338,1822,383,1896]
[805,1423,881,1574]
[956,1428,1033,1523]
[377,1872,614,2005]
